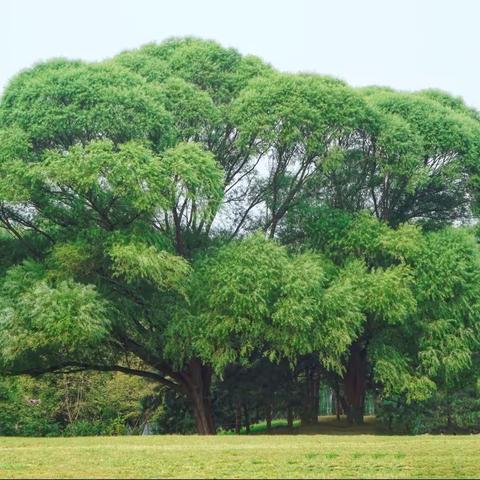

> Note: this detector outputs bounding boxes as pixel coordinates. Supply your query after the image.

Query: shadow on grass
[221,415,386,436]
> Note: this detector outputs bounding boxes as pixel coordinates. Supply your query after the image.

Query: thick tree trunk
[300,365,320,426]
[343,342,367,425]
[183,358,216,435]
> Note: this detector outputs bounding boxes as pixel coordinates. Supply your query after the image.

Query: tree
[293,88,480,228]
[0,135,225,433]
[0,38,371,434]
[284,206,480,423]
[175,234,365,427]
[1,37,480,434]
[0,38,274,434]
[229,73,375,237]
[279,86,480,424]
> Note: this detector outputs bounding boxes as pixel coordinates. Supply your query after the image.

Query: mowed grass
[0,430,479,479]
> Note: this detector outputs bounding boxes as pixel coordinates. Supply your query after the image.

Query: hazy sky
[2,0,479,109]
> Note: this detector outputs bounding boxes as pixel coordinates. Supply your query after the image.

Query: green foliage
[412,228,480,387]
[0,36,480,434]
[184,234,289,370]
[0,376,61,436]
[0,372,157,436]
[160,142,224,220]
[180,235,364,374]
[108,241,190,291]
[232,73,373,150]
[377,385,480,434]
[158,77,219,142]
[362,264,416,326]
[0,261,111,370]
[0,127,35,201]
[119,38,272,104]
[39,140,170,212]
[0,61,173,152]
[364,89,480,223]
[371,344,436,403]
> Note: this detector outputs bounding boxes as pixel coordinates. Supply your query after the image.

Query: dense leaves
[0,37,479,434]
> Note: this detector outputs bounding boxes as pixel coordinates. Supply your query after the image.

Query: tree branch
[6,362,185,393]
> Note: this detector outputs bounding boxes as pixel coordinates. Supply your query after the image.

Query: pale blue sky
[2,0,479,109]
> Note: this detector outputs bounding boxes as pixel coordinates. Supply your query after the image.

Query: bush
[152,390,196,434]
[377,387,480,434]
[0,373,156,437]
[62,418,127,436]
[63,420,104,436]
[0,378,61,436]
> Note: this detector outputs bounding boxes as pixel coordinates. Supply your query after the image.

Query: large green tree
[1,37,480,434]
[284,207,480,423]
[0,39,276,434]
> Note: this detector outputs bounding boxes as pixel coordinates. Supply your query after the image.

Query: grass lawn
[0,418,478,479]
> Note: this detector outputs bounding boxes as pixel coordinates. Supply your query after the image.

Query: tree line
[0,38,479,434]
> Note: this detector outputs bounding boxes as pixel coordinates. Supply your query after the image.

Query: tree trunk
[312,372,320,423]
[343,342,367,425]
[300,365,320,426]
[243,404,250,434]
[287,406,294,430]
[266,402,273,431]
[183,358,216,435]
[235,403,242,434]
[334,388,341,421]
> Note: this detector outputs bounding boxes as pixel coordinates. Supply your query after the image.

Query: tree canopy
[1,37,479,434]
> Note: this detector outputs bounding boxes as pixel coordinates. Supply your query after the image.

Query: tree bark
[183,358,216,435]
[243,404,250,434]
[334,388,341,421]
[235,403,242,434]
[300,365,320,426]
[287,406,294,430]
[342,342,367,425]
[266,402,273,431]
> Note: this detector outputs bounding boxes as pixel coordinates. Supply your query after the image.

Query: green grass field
[0,418,478,478]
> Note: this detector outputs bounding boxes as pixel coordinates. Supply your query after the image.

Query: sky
[2,0,480,109]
